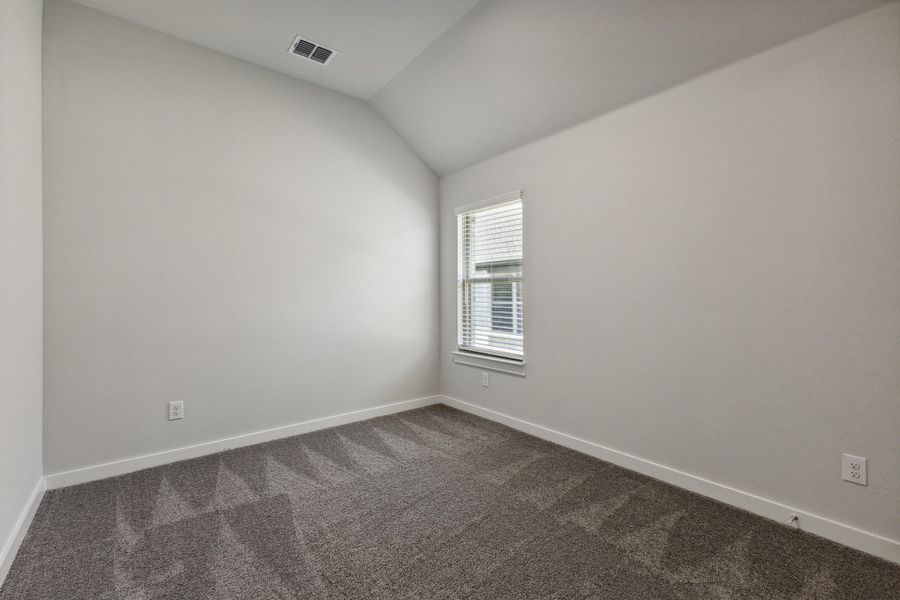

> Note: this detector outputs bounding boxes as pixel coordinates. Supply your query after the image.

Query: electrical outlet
[842,454,866,486]
[168,401,184,421]
[482,372,489,387]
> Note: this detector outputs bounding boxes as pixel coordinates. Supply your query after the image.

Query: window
[457,193,524,360]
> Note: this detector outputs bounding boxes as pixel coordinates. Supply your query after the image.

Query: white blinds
[457,195,524,360]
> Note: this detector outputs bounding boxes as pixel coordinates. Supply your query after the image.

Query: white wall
[440,3,900,543]
[43,0,438,474]
[0,0,44,573]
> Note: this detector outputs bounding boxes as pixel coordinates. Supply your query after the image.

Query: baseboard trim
[46,395,442,490]
[441,395,900,564]
[0,476,46,589]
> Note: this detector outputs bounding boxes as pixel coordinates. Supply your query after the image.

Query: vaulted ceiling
[70,0,890,176]
[68,0,482,99]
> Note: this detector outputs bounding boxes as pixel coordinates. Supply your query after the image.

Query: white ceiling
[68,0,482,99]
[371,0,890,175]
[69,0,889,176]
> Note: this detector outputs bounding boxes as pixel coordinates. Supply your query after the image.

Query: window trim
[456,190,525,363]
[452,351,526,377]
[454,190,523,216]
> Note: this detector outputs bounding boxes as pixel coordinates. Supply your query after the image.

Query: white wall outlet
[482,372,489,387]
[842,454,867,486]
[168,400,184,421]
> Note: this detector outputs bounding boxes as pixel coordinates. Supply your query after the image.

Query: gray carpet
[2,405,897,599]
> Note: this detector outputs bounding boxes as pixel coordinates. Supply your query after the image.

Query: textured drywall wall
[43,0,438,473]
[0,0,44,572]
[440,3,900,541]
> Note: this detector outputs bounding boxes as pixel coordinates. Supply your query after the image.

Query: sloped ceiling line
[69,0,891,176]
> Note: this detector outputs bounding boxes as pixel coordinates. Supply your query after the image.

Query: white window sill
[452,351,526,377]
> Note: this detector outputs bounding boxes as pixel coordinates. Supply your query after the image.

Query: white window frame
[455,191,525,363]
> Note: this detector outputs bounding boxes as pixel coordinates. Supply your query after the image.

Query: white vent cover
[288,35,336,65]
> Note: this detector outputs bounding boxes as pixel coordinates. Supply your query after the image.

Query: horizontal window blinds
[457,196,524,360]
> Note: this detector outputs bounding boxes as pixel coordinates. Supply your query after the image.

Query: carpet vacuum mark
[2,405,897,599]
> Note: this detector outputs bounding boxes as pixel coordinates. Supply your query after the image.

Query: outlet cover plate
[842,454,867,486]
[168,401,184,421]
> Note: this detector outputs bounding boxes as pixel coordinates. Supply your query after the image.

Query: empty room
[1,0,898,597]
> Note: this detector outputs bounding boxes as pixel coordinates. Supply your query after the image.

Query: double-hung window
[457,193,524,361]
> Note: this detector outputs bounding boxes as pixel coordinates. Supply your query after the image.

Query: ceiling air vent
[310,46,333,64]
[289,35,336,65]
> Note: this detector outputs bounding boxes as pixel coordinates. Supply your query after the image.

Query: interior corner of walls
[366,101,439,179]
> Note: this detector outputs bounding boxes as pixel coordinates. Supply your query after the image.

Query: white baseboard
[46,395,441,490]
[441,395,900,564]
[34,392,900,563]
[0,476,46,589]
